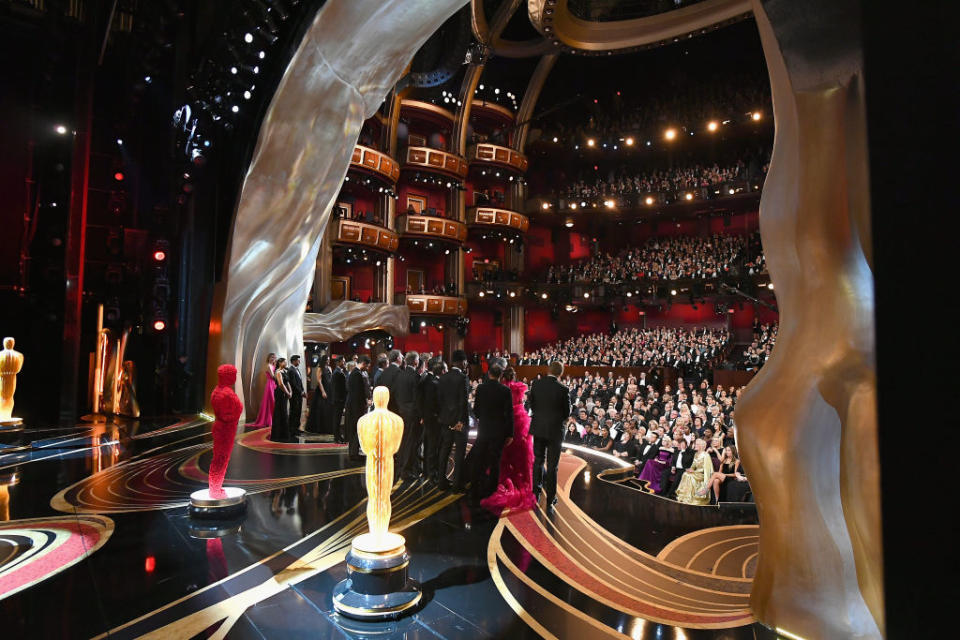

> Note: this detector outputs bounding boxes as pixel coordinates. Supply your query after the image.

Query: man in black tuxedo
[395,351,422,481]
[377,349,403,413]
[635,432,661,474]
[372,353,388,387]
[344,355,371,460]
[436,350,470,492]
[530,361,571,509]
[468,363,514,503]
[329,356,347,443]
[660,437,695,498]
[287,355,306,434]
[418,358,442,483]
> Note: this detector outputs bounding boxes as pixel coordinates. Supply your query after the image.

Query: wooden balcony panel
[405,295,468,316]
[470,143,529,173]
[348,145,400,184]
[335,219,399,253]
[403,146,469,180]
[467,207,530,233]
[397,214,468,244]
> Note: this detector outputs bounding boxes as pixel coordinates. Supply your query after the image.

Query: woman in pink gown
[481,368,536,516]
[246,353,277,427]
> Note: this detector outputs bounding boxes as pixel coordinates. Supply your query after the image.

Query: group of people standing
[246,353,307,442]
[246,346,577,517]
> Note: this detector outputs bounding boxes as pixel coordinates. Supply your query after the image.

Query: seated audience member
[593,426,614,453]
[637,437,673,494]
[634,431,660,474]
[612,429,637,460]
[564,420,583,444]
[660,437,695,498]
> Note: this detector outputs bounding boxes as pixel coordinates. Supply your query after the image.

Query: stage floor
[0,417,775,639]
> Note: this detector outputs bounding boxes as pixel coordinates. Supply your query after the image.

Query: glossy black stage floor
[0,417,777,639]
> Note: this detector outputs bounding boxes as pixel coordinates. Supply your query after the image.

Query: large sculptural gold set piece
[0,337,24,430]
[205,0,466,419]
[207,0,884,635]
[333,387,421,620]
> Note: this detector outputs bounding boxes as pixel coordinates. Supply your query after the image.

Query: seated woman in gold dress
[675,438,713,505]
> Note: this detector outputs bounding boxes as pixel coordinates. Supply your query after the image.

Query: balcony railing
[545,178,764,213]
[349,145,400,184]
[396,214,468,244]
[333,218,399,253]
[467,207,530,234]
[468,143,529,173]
[403,146,469,180]
[399,294,468,316]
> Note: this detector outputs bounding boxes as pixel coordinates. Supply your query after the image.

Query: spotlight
[670,289,677,296]
[552,137,558,143]
[645,196,654,205]
[707,121,719,132]
[231,105,239,113]
[752,111,762,121]
[478,291,484,297]
[685,193,693,200]
[153,319,167,331]
[583,292,590,298]
[244,32,254,43]
[570,203,577,210]
[729,188,735,195]
[625,137,634,146]
[604,200,615,209]
[767,282,775,290]
[144,76,152,83]
[580,201,586,207]
[565,221,574,228]
[259,50,266,59]
[494,88,499,94]
[509,291,516,297]
[153,250,167,262]
[664,128,676,141]
[541,293,548,299]
[626,292,632,297]
[420,321,426,327]
[55,125,68,135]
[116,138,123,146]
[114,172,124,181]
[586,138,595,147]
[542,202,550,210]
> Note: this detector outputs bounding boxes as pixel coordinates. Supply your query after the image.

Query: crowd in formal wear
[558,371,750,504]
[543,233,765,284]
[739,322,778,370]
[518,326,730,379]
[558,154,768,207]
[246,337,753,514]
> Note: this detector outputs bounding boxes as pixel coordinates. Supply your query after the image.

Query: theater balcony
[402,146,469,182]
[468,142,529,174]
[395,213,468,245]
[332,217,399,254]
[466,206,529,235]
[470,99,515,126]
[466,282,525,301]
[398,293,468,316]
[400,99,455,128]
[347,145,400,187]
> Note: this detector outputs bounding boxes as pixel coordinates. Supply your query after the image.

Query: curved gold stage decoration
[528,0,750,53]
[302,300,409,344]
[207,0,467,416]
[733,1,883,638]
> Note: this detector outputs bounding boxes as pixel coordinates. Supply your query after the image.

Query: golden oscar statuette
[333,386,421,621]
[0,337,24,430]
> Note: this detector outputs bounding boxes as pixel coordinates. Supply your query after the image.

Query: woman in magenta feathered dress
[245,352,277,427]
[481,368,537,516]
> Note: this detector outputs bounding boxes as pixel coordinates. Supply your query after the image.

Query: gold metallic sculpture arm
[207,0,468,417]
[302,301,409,345]
[733,1,883,638]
